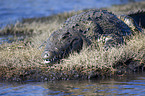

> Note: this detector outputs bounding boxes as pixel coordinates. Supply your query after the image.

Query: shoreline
[0,1,145,82]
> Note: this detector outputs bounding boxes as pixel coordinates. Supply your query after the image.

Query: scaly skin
[42,9,142,64]
[128,10,145,28]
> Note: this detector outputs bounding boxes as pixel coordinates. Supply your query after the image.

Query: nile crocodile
[42,9,142,64]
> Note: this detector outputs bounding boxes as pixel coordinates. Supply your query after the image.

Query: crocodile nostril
[42,51,52,59]
[44,53,49,58]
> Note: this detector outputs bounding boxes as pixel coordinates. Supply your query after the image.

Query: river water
[1,0,145,95]
[0,0,144,28]
[1,73,145,96]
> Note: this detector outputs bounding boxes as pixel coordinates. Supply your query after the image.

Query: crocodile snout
[42,51,54,64]
[43,51,51,59]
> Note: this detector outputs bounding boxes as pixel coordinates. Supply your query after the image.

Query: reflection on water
[1,73,145,96]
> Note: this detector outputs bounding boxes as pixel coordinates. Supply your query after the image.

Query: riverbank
[0,1,145,81]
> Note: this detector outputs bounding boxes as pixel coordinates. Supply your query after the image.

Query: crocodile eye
[62,36,68,39]
[62,32,72,39]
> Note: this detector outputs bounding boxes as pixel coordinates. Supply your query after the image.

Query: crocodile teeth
[44,59,51,64]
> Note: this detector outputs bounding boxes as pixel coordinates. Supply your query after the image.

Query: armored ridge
[42,9,141,64]
[62,10,132,37]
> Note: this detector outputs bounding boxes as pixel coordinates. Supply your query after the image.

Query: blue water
[0,0,144,28]
[1,73,145,96]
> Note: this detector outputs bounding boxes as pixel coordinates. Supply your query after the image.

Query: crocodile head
[42,29,85,64]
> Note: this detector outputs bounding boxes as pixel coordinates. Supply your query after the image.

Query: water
[1,73,145,96]
[0,0,144,28]
[0,35,26,44]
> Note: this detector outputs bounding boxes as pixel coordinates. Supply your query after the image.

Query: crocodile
[42,9,142,64]
[128,10,145,28]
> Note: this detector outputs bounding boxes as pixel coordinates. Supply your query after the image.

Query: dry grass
[61,33,145,71]
[0,8,144,81]
[105,1,145,15]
